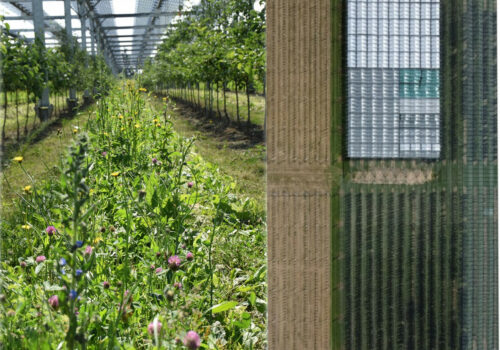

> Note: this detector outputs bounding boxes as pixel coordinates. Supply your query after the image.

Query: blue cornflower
[69,290,78,299]
[59,258,67,266]
[75,269,83,277]
[61,268,66,275]
[75,241,83,248]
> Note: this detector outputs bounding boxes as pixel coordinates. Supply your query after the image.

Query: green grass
[148,94,266,212]
[0,83,266,349]
[1,105,94,216]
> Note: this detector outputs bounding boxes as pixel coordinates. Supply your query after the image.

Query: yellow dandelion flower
[111,171,120,177]
[93,237,103,244]
[118,115,124,120]
[13,156,23,163]
[23,185,32,193]
[156,123,162,128]
[153,118,159,123]
[103,132,109,136]
[134,124,141,129]
[73,128,78,134]
[121,127,125,131]
[162,97,168,101]
[21,224,31,230]
[89,189,95,196]
[139,87,147,92]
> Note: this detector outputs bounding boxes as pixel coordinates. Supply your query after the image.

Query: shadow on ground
[167,95,265,150]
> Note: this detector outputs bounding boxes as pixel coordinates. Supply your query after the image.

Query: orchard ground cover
[1,101,95,212]
[0,82,266,349]
[148,94,265,209]
[0,90,92,162]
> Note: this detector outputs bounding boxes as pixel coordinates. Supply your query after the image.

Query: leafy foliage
[140,0,266,124]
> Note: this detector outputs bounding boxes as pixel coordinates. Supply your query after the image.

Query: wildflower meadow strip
[0,82,266,349]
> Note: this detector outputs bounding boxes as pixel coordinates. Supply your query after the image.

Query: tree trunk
[246,83,251,126]
[2,91,8,141]
[235,81,240,124]
[216,82,221,118]
[24,89,29,135]
[16,90,20,141]
[223,81,229,121]
[197,83,200,107]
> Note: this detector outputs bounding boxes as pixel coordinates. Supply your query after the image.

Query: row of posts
[32,0,116,120]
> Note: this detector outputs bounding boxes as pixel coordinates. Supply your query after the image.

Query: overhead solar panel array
[0,0,187,71]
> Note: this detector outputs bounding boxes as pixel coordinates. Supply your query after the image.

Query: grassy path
[149,94,266,212]
[2,92,266,217]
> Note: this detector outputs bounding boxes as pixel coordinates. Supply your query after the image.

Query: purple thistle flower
[84,245,93,256]
[152,158,159,165]
[20,261,27,268]
[174,282,182,289]
[186,252,194,261]
[183,331,201,349]
[102,151,107,157]
[103,281,110,289]
[36,255,46,263]
[187,182,193,188]
[48,295,59,310]
[155,267,163,274]
[167,255,181,270]
[148,320,162,335]
[46,226,57,236]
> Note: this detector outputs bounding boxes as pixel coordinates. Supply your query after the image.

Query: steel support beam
[138,0,168,67]
[9,28,82,32]
[31,0,51,119]
[64,0,77,102]
[106,34,166,38]
[2,12,179,20]
[78,1,90,99]
[90,16,95,56]
[102,24,171,31]
[109,40,163,44]
[2,15,78,20]
[82,0,118,73]
[96,11,179,19]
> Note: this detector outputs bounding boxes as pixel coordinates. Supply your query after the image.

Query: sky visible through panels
[0,0,263,66]
[0,0,202,58]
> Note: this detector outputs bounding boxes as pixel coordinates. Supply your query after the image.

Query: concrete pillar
[64,0,77,107]
[32,0,52,120]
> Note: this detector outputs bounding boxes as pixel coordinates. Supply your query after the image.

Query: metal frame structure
[0,0,183,71]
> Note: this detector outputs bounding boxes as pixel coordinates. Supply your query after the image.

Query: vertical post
[90,20,95,56]
[64,0,77,106]
[78,2,90,100]
[32,0,51,120]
